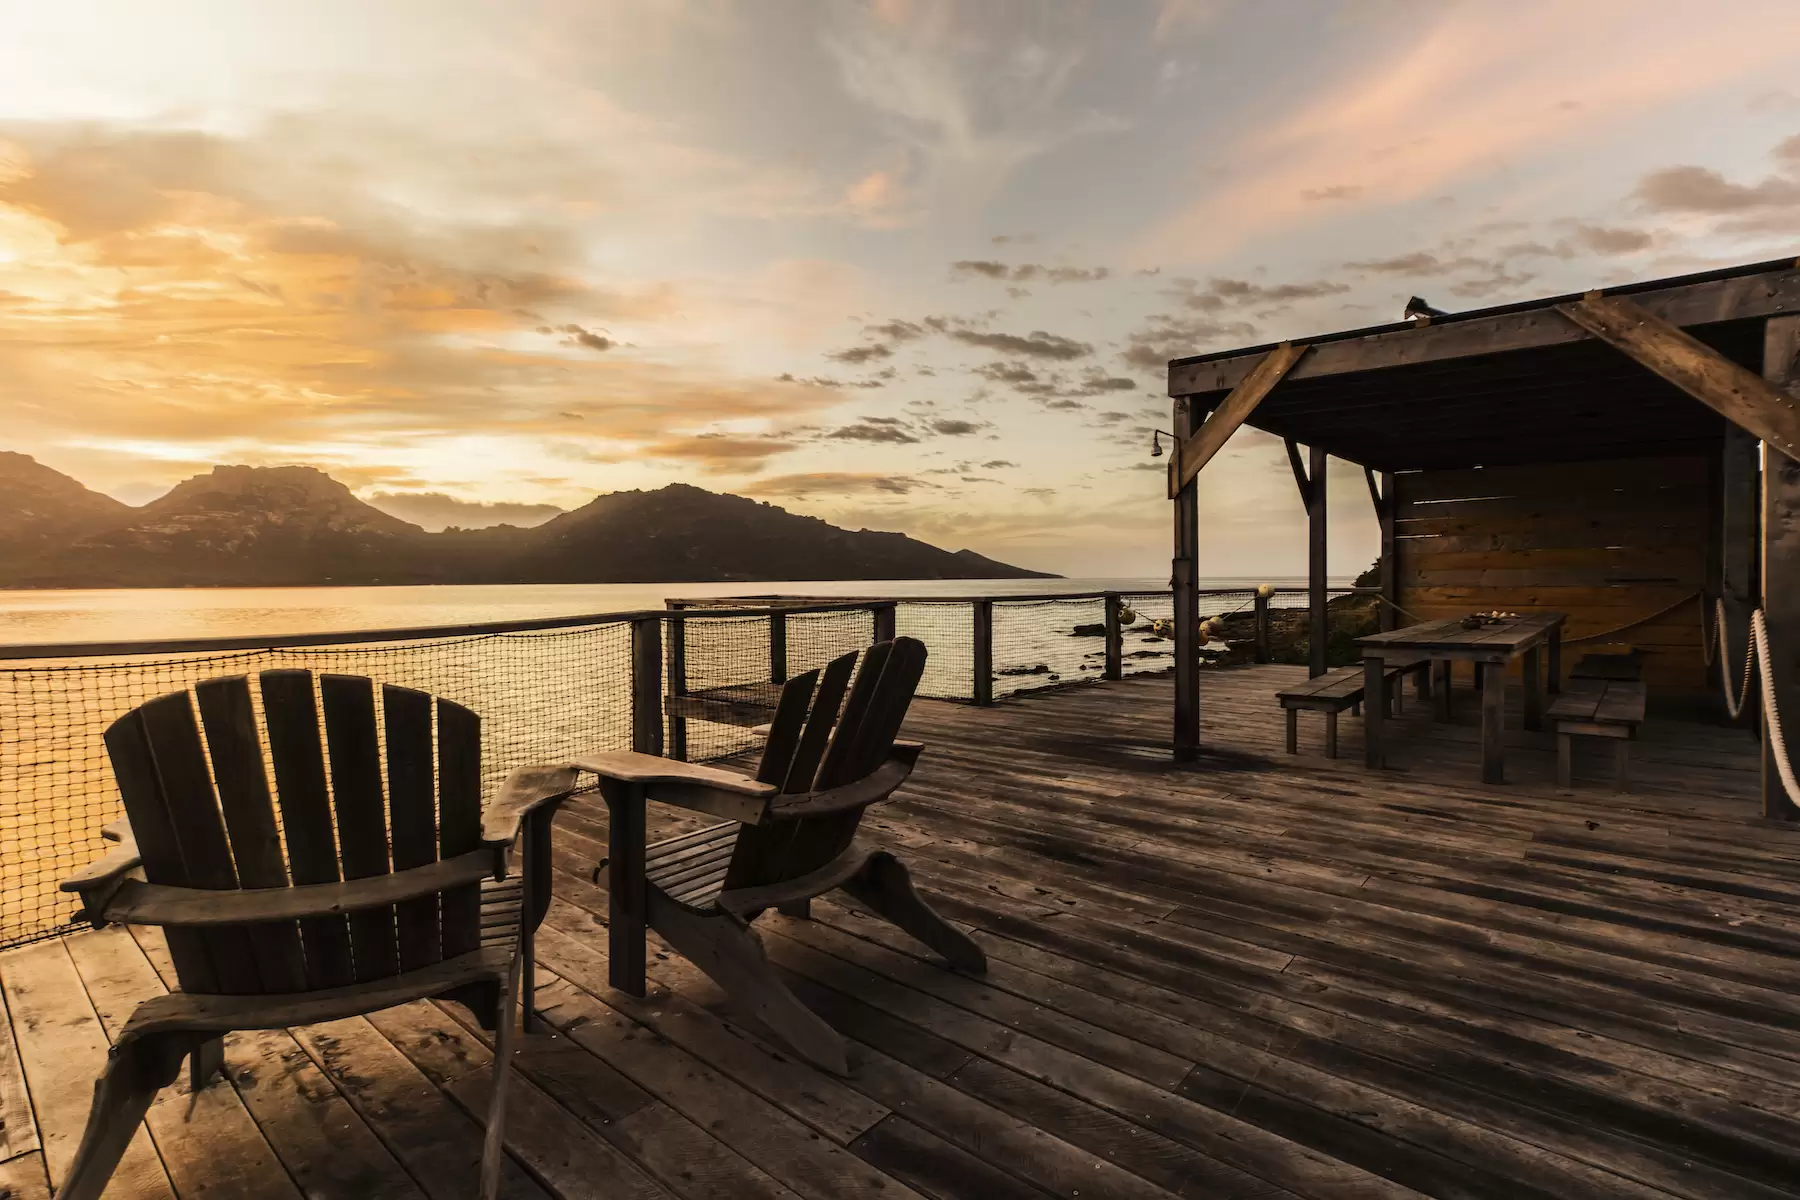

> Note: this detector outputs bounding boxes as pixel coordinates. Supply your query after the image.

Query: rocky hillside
[0,451,132,555]
[0,458,1054,587]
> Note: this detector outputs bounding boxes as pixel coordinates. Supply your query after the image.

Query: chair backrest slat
[754,669,818,787]
[383,684,441,971]
[102,707,223,994]
[136,694,268,994]
[195,676,307,992]
[260,670,354,989]
[319,675,399,983]
[435,697,483,959]
[782,651,857,795]
[814,642,893,792]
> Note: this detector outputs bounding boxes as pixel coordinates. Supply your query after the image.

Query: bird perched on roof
[1404,295,1447,320]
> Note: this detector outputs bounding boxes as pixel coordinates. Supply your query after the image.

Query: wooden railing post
[972,600,994,706]
[632,615,664,757]
[1254,588,1271,663]
[665,604,689,761]
[1103,593,1123,680]
[872,602,897,645]
[769,609,788,684]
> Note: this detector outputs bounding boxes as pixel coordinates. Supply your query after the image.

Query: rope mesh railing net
[669,608,877,763]
[0,622,635,950]
[4,588,1225,948]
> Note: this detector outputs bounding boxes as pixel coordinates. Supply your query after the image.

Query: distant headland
[0,453,1057,588]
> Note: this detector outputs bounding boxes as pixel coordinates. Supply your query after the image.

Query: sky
[1,0,1797,578]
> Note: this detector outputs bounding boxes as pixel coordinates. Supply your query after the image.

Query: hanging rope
[1699,597,1800,806]
[1701,597,1757,719]
[1561,590,1704,646]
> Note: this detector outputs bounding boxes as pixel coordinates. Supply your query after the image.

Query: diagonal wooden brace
[1556,293,1800,460]
[1168,341,1306,498]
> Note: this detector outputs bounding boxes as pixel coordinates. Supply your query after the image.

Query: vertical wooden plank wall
[1392,454,1711,694]
[1762,316,1800,821]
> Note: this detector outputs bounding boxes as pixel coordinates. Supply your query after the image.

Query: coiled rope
[1701,597,1800,805]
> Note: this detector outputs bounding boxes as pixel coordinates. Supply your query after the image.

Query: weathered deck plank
[3,666,1799,1200]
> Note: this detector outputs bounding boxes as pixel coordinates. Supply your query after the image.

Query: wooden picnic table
[1357,612,1566,783]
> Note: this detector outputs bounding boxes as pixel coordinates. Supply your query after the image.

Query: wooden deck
[5,664,1800,1200]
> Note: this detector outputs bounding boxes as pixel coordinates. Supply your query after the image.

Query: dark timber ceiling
[1191,317,1764,472]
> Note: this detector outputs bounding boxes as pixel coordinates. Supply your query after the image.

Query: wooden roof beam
[1170,262,1800,395]
[1166,342,1305,499]
[1556,294,1800,460]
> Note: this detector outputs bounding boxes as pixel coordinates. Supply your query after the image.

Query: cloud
[951,260,1111,283]
[632,434,800,475]
[1176,275,1352,309]
[362,490,563,531]
[1565,222,1654,255]
[826,342,896,364]
[865,318,930,341]
[827,419,920,444]
[1300,184,1363,202]
[1121,313,1258,372]
[930,418,985,435]
[777,372,884,389]
[1344,251,1481,274]
[1633,164,1800,213]
[750,472,930,496]
[0,121,845,488]
[981,459,1018,469]
[949,328,1091,359]
[538,323,614,352]
[1129,1,1800,262]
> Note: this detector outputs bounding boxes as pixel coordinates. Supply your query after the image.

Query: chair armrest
[89,850,499,927]
[573,750,776,825]
[770,752,916,819]
[480,764,583,845]
[62,822,142,894]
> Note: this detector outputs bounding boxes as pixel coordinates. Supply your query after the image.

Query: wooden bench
[1549,679,1647,790]
[1569,649,1644,683]
[1278,654,1432,758]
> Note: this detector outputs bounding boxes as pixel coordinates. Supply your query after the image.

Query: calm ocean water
[0,577,1323,647]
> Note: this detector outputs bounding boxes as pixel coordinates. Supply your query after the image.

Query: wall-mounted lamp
[1150,429,1176,457]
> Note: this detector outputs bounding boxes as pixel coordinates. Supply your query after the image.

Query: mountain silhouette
[0,457,1055,587]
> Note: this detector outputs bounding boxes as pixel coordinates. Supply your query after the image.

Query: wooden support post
[1253,589,1271,664]
[1103,592,1123,681]
[769,609,788,684]
[972,599,994,706]
[1173,398,1201,759]
[1481,661,1506,785]
[600,779,647,995]
[1723,422,1761,725]
[872,602,897,645]
[1763,314,1800,821]
[1366,467,1397,632]
[630,616,663,757]
[1308,444,1329,678]
[665,604,688,762]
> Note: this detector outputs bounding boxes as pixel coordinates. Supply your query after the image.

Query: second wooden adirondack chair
[56,671,569,1200]
[574,636,985,1075]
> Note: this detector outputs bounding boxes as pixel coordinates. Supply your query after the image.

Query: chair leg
[1557,732,1573,788]
[841,851,987,975]
[479,950,521,1200]
[1614,740,1630,793]
[1285,708,1298,754]
[776,899,812,918]
[189,1036,225,1091]
[1325,711,1338,759]
[651,890,849,1075]
[59,1033,191,1200]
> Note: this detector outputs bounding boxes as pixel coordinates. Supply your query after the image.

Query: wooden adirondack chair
[56,671,569,1200]
[575,636,985,1075]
